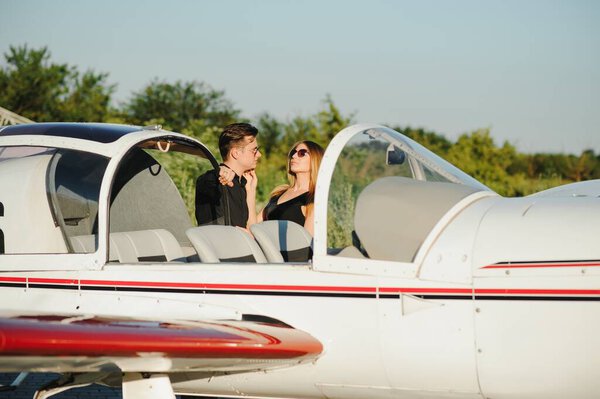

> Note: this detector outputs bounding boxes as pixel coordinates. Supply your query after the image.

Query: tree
[274,96,352,152]
[316,95,354,142]
[565,150,597,182]
[252,97,352,205]
[0,45,115,122]
[445,129,518,195]
[256,113,283,158]
[122,80,240,134]
[394,126,453,155]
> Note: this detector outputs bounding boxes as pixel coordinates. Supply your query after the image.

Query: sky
[1,0,599,154]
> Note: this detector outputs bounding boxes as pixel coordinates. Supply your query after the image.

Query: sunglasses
[239,145,260,155]
[290,148,310,158]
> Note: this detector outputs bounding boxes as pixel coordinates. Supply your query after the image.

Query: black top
[263,192,308,226]
[195,169,248,228]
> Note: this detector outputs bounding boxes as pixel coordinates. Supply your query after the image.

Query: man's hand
[218,166,235,187]
[244,170,258,228]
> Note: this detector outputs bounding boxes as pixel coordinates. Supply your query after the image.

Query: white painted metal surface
[0,123,599,399]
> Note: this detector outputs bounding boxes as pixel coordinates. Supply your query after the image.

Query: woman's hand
[218,166,235,187]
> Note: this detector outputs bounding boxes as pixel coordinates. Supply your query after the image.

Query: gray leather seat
[250,220,312,263]
[186,225,267,263]
[353,176,478,262]
[71,229,185,263]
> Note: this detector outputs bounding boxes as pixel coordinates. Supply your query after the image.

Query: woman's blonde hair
[270,140,325,212]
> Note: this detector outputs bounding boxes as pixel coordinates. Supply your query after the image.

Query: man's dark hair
[219,123,258,160]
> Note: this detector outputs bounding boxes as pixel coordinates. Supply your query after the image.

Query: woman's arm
[304,205,314,236]
[256,207,264,223]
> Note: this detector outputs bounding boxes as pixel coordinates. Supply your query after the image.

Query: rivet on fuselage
[505,270,510,275]
[475,308,481,313]
[581,269,586,274]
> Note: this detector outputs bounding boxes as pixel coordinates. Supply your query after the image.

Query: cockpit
[0,124,493,269]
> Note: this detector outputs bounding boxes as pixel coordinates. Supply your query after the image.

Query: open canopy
[313,124,493,265]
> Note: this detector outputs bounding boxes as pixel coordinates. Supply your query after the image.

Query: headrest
[355,176,477,263]
[186,225,267,263]
[250,220,313,263]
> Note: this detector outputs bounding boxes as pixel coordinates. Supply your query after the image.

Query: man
[195,123,261,228]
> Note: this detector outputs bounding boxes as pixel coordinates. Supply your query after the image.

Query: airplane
[0,122,598,399]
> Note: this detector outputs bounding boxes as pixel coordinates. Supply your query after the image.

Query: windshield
[327,127,490,263]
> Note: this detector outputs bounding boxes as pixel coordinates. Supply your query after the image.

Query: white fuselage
[1,194,599,399]
[1,123,598,399]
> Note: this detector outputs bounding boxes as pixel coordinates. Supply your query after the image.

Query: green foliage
[0,45,115,122]
[327,179,355,248]
[252,98,354,207]
[122,80,240,133]
[389,127,596,197]
[256,113,283,157]
[270,97,352,154]
[325,146,385,248]
[3,43,600,216]
[317,95,354,142]
[394,126,453,155]
[255,156,288,209]
[445,129,518,195]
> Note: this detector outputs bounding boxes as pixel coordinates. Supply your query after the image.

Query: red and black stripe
[482,259,600,269]
[1,277,599,301]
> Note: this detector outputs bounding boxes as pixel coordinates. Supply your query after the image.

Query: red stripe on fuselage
[0,277,26,283]
[482,261,600,269]
[79,279,378,293]
[1,276,598,297]
[29,277,78,284]
[475,288,600,295]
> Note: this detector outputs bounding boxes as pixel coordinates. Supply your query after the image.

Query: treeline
[1,45,598,199]
[397,127,600,196]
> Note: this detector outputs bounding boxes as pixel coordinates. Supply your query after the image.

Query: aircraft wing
[0,314,323,374]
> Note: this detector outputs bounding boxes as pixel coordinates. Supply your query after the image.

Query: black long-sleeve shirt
[195,169,248,228]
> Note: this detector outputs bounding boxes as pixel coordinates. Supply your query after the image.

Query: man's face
[235,136,261,171]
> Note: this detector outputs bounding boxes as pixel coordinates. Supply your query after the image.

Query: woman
[247,140,324,236]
